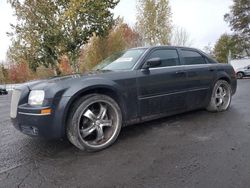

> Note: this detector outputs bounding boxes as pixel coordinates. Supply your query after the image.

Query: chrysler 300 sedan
[10,46,237,151]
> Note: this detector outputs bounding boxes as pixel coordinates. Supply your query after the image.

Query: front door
[136,48,188,118]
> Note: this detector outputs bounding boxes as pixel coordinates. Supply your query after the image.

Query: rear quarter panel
[214,63,237,95]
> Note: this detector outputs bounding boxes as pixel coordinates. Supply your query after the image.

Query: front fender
[55,77,127,137]
[62,77,123,97]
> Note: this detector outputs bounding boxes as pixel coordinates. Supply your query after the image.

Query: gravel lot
[0,80,250,188]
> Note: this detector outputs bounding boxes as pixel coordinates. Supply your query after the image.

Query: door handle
[176,71,186,74]
[175,71,186,77]
[209,68,215,72]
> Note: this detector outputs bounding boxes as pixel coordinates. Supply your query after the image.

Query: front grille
[10,90,21,118]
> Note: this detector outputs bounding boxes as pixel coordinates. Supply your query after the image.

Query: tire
[237,72,244,79]
[67,94,122,151]
[206,80,232,112]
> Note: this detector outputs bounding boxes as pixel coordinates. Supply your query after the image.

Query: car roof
[131,45,201,51]
[130,45,218,64]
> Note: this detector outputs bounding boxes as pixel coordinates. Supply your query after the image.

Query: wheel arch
[236,71,244,74]
[216,70,232,84]
[61,85,127,137]
[217,76,231,84]
[213,71,237,95]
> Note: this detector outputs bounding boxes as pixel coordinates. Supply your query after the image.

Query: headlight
[28,90,45,106]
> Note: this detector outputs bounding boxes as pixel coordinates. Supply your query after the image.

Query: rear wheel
[237,72,244,79]
[67,94,122,151]
[206,80,232,112]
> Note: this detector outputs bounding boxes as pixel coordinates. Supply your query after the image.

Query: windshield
[94,49,146,71]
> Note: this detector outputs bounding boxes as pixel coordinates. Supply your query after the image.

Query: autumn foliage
[80,20,142,70]
[2,20,142,83]
[8,62,32,83]
[58,55,73,75]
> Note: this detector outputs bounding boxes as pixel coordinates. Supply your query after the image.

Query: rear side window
[181,50,207,65]
[147,49,179,67]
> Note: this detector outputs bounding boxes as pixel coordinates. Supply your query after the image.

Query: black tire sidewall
[67,94,122,151]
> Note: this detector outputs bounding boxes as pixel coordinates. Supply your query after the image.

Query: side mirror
[142,58,161,69]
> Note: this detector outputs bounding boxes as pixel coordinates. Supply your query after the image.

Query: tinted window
[147,49,179,67]
[181,50,206,65]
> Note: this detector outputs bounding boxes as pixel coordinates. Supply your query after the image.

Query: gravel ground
[0,80,250,188]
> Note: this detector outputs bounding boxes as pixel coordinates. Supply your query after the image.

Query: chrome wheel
[207,80,232,112]
[214,84,230,110]
[79,101,118,146]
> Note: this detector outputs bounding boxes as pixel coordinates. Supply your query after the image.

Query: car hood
[24,70,114,91]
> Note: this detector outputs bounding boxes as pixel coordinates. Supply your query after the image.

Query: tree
[110,18,142,49]
[0,64,4,84]
[0,63,9,84]
[8,62,32,83]
[80,19,141,70]
[213,34,241,63]
[171,26,193,46]
[58,55,73,75]
[136,0,172,46]
[35,65,55,79]
[203,43,214,57]
[224,0,250,56]
[81,34,106,70]
[7,0,119,73]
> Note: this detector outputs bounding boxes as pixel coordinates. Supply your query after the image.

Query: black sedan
[0,88,8,95]
[10,46,237,151]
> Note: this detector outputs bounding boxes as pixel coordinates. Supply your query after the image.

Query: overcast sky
[0,0,233,62]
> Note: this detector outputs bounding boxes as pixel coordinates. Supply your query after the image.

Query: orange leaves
[80,20,142,71]
[58,55,73,75]
[8,62,32,83]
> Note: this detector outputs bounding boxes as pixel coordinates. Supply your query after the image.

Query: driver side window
[147,49,180,68]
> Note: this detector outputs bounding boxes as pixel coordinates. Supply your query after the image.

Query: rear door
[136,48,188,118]
[179,49,216,109]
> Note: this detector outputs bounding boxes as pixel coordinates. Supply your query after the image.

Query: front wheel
[206,80,232,112]
[67,94,122,151]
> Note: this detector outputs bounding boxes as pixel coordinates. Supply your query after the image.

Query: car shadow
[117,105,244,142]
[8,106,243,162]
[13,110,205,159]
[118,109,207,141]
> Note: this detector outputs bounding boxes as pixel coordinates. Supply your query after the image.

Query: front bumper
[11,110,56,138]
[10,87,69,139]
